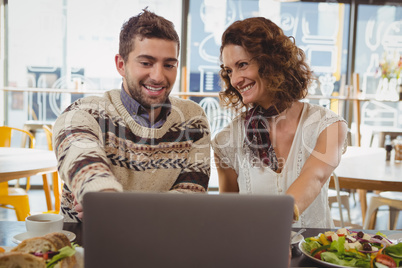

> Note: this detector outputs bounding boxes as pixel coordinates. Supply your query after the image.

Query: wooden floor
[1,178,401,230]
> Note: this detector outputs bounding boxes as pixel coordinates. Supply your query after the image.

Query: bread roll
[11,232,71,254]
[0,252,46,268]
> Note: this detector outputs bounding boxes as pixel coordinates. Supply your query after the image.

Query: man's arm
[169,107,211,193]
[53,105,123,206]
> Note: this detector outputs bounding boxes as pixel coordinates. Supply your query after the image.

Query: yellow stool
[42,125,62,214]
[0,183,30,221]
[0,126,35,221]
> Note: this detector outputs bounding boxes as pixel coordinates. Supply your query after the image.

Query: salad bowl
[299,240,348,268]
[299,228,402,268]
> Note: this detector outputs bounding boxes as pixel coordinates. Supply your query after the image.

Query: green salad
[302,228,402,268]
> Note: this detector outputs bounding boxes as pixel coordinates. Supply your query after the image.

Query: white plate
[299,240,354,268]
[387,233,402,244]
[0,246,13,252]
[12,230,76,244]
[291,230,304,245]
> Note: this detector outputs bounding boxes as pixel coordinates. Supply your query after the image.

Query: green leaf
[46,244,77,268]
[330,236,345,254]
[384,243,402,258]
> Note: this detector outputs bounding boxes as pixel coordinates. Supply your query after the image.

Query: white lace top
[212,102,348,228]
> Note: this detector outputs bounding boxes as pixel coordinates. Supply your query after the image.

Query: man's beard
[126,79,170,110]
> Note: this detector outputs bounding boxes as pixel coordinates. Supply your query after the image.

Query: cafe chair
[330,172,353,228]
[328,188,351,224]
[0,185,30,221]
[0,126,35,190]
[364,191,402,230]
[21,120,53,148]
[0,126,35,220]
[42,125,62,214]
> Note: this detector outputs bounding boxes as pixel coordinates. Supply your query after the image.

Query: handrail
[1,86,220,97]
[2,86,400,101]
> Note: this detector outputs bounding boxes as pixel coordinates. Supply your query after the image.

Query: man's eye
[141,62,152,67]
[165,64,176,69]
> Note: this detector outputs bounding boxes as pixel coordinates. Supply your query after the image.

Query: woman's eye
[239,62,248,68]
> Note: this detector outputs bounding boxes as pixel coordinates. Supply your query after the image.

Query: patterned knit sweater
[53,89,211,222]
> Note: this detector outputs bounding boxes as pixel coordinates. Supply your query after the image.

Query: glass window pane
[355,3,402,146]
[187,0,350,133]
[6,0,182,127]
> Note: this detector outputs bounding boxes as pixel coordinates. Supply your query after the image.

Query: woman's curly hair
[219,17,313,112]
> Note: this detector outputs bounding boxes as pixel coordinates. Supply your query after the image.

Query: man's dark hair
[119,8,180,62]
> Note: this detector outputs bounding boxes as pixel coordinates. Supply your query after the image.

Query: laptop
[83,192,294,268]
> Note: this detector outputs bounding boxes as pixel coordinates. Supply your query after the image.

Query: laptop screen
[83,192,294,268]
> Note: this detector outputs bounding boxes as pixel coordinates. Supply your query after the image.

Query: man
[53,9,211,222]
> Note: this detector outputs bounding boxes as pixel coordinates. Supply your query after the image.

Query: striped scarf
[244,105,280,170]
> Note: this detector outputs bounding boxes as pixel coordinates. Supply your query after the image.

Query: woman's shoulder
[302,102,345,121]
[221,112,245,131]
[213,113,245,144]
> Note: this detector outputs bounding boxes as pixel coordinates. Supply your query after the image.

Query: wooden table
[0,222,400,267]
[0,147,57,182]
[329,146,402,224]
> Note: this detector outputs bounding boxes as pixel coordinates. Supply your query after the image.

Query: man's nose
[149,64,164,83]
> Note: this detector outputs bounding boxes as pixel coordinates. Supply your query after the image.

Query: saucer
[290,230,304,245]
[0,246,13,252]
[12,230,76,244]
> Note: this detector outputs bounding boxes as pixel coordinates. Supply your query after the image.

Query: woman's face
[221,44,271,108]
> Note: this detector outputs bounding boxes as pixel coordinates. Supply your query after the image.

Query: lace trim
[241,143,253,194]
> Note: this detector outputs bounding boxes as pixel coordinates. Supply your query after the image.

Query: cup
[25,214,64,236]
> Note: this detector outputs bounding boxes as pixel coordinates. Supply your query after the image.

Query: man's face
[115,37,179,112]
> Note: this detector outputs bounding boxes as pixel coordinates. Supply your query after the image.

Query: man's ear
[115,54,125,77]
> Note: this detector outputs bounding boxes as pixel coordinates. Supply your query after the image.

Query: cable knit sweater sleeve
[53,99,124,192]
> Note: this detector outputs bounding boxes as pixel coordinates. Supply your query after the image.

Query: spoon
[290,228,306,243]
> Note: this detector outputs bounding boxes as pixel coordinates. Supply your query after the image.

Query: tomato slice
[310,245,330,260]
[313,250,324,260]
[376,254,396,268]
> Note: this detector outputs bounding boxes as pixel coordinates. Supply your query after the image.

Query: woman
[212,17,348,228]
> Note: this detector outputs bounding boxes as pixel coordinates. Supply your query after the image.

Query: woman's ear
[115,54,125,77]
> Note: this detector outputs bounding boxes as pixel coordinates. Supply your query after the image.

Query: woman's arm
[286,120,348,215]
[214,153,239,193]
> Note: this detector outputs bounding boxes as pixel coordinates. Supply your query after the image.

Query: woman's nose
[230,70,243,89]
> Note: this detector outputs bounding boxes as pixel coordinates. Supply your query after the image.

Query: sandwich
[0,232,77,268]
[0,251,46,268]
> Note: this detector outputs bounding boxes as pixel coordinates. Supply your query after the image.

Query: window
[186,0,350,136]
[5,0,182,126]
[354,3,402,145]
[3,0,402,146]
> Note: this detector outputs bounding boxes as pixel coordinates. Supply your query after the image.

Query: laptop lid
[83,192,294,268]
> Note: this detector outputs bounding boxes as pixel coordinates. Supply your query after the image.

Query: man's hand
[73,198,84,220]
[73,189,118,220]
